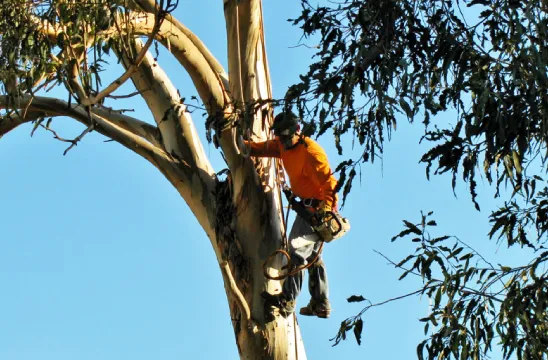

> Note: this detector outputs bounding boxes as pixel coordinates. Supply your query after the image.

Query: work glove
[319,201,332,213]
[316,201,333,222]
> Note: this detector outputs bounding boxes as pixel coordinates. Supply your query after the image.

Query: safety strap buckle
[302,198,315,207]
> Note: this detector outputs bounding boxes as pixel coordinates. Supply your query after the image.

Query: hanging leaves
[334,211,548,360]
[290,0,548,215]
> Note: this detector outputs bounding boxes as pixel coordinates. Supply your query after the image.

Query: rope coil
[262,241,324,281]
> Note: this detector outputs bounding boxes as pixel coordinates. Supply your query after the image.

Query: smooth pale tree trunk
[0,0,306,358]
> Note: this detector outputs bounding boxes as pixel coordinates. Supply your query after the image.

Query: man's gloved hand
[316,201,332,222]
[319,201,331,213]
[237,134,250,158]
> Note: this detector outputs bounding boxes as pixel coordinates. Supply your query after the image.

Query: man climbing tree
[242,110,348,319]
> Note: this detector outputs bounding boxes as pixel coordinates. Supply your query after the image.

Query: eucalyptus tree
[0,1,305,359]
[289,0,548,359]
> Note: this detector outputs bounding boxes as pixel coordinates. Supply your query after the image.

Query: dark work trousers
[282,215,329,305]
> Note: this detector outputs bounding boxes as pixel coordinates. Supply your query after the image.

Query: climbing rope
[262,241,325,281]
[262,165,325,281]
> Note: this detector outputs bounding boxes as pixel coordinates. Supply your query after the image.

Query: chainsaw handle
[324,210,343,236]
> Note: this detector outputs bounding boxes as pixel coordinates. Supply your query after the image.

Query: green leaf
[347,295,366,303]
[403,220,422,235]
[417,340,427,360]
[353,318,363,345]
[399,97,414,119]
[434,287,442,307]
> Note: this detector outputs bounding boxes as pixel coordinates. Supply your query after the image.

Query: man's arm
[243,139,282,158]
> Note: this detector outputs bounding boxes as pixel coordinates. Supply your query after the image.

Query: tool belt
[282,185,350,243]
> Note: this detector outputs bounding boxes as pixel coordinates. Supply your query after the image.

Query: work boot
[261,291,296,318]
[299,299,331,319]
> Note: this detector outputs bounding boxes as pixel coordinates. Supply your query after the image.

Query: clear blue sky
[0,1,528,359]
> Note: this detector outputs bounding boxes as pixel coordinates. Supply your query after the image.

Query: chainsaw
[281,184,350,242]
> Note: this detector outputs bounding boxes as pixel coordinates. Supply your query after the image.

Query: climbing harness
[262,182,350,281]
[280,183,350,243]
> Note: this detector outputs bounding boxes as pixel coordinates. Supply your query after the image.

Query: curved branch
[84,6,166,106]
[0,98,160,148]
[0,95,166,162]
[93,105,161,148]
[130,12,243,169]
[131,0,229,88]
[116,39,221,260]
[0,94,218,250]
[25,8,239,168]
[0,111,46,137]
[118,39,214,172]
[120,12,229,114]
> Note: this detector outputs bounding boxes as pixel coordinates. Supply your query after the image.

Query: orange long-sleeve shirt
[246,137,338,208]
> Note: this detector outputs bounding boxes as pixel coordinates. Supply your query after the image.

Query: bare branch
[102,12,229,115]
[107,90,148,99]
[39,121,94,155]
[244,0,262,102]
[1,94,218,248]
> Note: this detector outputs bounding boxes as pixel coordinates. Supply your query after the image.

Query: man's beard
[280,136,294,149]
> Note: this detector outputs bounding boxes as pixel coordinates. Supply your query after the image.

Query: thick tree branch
[224,0,271,105]
[132,12,244,170]
[83,6,166,106]
[118,40,212,168]
[24,8,239,169]
[0,95,165,161]
[116,39,221,259]
[130,0,229,89]
[122,12,229,113]
[0,94,218,248]
[0,111,46,137]
[93,105,161,148]
[243,0,262,103]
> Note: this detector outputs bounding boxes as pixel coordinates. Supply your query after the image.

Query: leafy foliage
[291,3,548,356]
[0,0,177,105]
[1,0,117,99]
[290,0,548,206]
[335,212,548,360]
